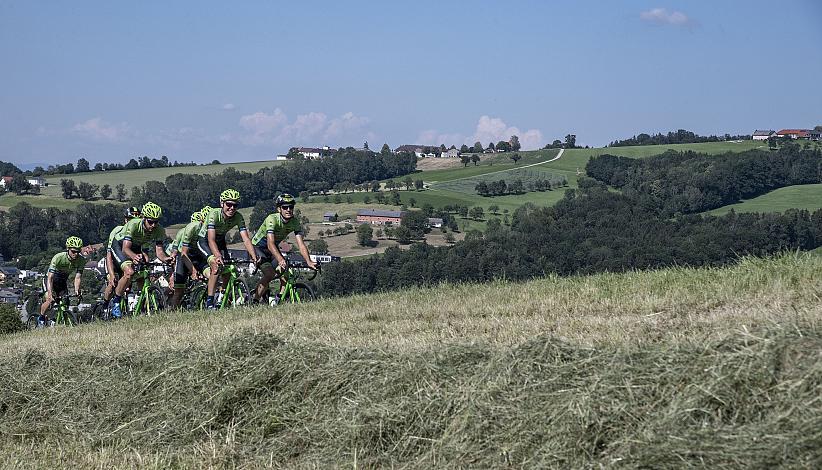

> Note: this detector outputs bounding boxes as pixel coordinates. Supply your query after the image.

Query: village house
[808,129,821,141]
[427,217,444,228]
[0,176,13,188]
[298,146,334,159]
[775,129,810,139]
[0,288,21,305]
[27,176,45,187]
[752,130,775,140]
[323,212,338,222]
[442,148,459,158]
[0,266,21,285]
[356,209,404,225]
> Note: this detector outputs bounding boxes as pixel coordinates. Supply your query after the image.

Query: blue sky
[1,0,820,167]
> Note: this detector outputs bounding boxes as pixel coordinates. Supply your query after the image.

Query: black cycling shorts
[197,238,228,263]
[111,239,146,270]
[173,250,206,288]
[42,274,68,296]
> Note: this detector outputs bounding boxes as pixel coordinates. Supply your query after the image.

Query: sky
[1,0,820,168]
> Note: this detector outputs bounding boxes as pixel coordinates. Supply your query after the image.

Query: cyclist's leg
[198,239,220,308]
[110,240,137,318]
[169,254,193,308]
[253,246,275,301]
[39,277,52,317]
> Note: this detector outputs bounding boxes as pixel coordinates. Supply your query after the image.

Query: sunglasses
[145,219,159,226]
[280,205,295,211]
[224,202,238,209]
[69,249,81,254]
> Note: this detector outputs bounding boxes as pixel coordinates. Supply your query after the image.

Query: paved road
[429,148,565,185]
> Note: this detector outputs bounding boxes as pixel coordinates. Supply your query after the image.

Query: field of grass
[0,252,819,467]
[0,192,114,211]
[708,183,822,215]
[39,159,284,198]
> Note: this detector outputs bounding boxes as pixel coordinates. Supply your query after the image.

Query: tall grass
[0,252,820,467]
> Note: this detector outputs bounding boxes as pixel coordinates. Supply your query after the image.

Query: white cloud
[416,129,466,147]
[237,109,371,147]
[70,117,130,142]
[469,115,543,150]
[639,8,694,27]
[221,103,236,111]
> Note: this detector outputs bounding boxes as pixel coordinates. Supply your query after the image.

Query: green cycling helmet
[66,236,83,249]
[141,202,162,219]
[276,193,296,206]
[191,211,206,222]
[220,188,241,202]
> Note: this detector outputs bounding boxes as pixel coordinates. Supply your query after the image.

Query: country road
[429,148,565,186]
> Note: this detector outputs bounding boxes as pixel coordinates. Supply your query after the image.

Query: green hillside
[709,183,822,215]
[1,253,820,467]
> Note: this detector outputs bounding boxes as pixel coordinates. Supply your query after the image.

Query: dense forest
[585,144,821,215]
[317,184,821,297]
[608,129,751,147]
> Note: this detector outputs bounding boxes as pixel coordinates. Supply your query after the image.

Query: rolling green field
[0,192,111,210]
[1,252,819,467]
[40,159,284,197]
[708,183,822,215]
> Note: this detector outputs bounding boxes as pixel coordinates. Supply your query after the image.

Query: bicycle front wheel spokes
[283,283,316,304]
[222,280,250,309]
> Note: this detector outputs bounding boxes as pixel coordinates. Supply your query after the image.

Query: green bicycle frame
[217,263,243,309]
[133,269,162,315]
[52,296,74,326]
[279,268,304,303]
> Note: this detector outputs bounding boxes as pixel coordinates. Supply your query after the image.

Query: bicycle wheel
[91,300,112,322]
[188,284,207,310]
[221,280,250,309]
[26,313,44,330]
[282,283,315,304]
[144,286,166,315]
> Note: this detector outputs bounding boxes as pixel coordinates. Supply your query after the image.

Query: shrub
[0,302,24,335]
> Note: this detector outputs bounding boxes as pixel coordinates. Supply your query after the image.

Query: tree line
[129,148,417,225]
[608,129,751,147]
[585,145,821,215]
[316,184,822,297]
[475,177,567,197]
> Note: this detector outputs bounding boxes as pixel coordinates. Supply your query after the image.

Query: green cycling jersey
[251,213,303,247]
[198,208,247,238]
[48,251,87,276]
[107,225,124,250]
[171,220,202,253]
[114,217,166,247]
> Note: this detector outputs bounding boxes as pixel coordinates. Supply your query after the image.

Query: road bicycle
[262,259,319,305]
[190,258,251,310]
[92,261,168,319]
[26,293,82,329]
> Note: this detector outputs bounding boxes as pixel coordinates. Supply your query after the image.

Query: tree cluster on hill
[542,134,578,149]
[316,185,822,297]
[129,148,417,225]
[0,160,22,176]
[31,156,199,177]
[608,129,751,147]
[475,177,567,197]
[585,145,821,215]
[0,202,122,268]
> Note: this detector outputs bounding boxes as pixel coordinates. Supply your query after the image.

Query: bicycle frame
[217,263,243,309]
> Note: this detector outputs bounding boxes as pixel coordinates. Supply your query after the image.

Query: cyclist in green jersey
[39,236,86,324]
[103,206,141,303]
[251,193,317,304]
[168,208,209,308]
[109,202,172,318]
[197,189,259,309]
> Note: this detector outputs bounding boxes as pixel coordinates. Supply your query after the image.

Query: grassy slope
[1,253,820,467]
[708,183,822,215]
[413,141,774,213]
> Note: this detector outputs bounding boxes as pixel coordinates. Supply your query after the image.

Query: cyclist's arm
[267,233,287,270]
[122,239,141,262]
[44,272,54,300]
[73,271,82,296]
[105,251,116,283]
[180,245,197,276]
[154,243,171,262]
[239,229,259,263]
[294,234,317,270]
[207,228,223,264]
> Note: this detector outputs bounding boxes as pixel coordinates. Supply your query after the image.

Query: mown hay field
[1,253,820,468]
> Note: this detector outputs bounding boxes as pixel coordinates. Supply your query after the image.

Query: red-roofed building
[0,176,13,188]
[775,129,810,139]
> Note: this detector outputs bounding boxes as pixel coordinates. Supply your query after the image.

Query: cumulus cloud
[70,117,131,142]
[237,109,371,146]
[640,8,695,27]
[470,116,543,150]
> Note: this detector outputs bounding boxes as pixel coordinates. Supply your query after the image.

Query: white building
[751,130,774,140]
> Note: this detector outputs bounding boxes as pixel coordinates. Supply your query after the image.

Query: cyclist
[103,206,141,303]
[251,193,317,304]
[197,189,259,309]
[109,202,172,318]
[168,207,210,308]
[39,236,86,325]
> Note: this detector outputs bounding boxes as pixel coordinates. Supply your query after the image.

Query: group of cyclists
[38,188,317,325]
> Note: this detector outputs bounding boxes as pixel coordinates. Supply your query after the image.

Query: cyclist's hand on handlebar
[277,258,288,271]
[214,254,224,266]
[131,254,143,263]
[306,260,319,271]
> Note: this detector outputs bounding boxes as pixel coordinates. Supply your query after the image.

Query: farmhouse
[442,148,459,158]
[298,146,334,159]
[775,129,810,139]
[752,130,774,140]
[0,176,12,188]
[27,177,45,187]
[0,266,21,285]
[0,288,20,305]
[356,209,404,225]
[323,212,338,222]
[427,217,443,228]
[808,129,821,141]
